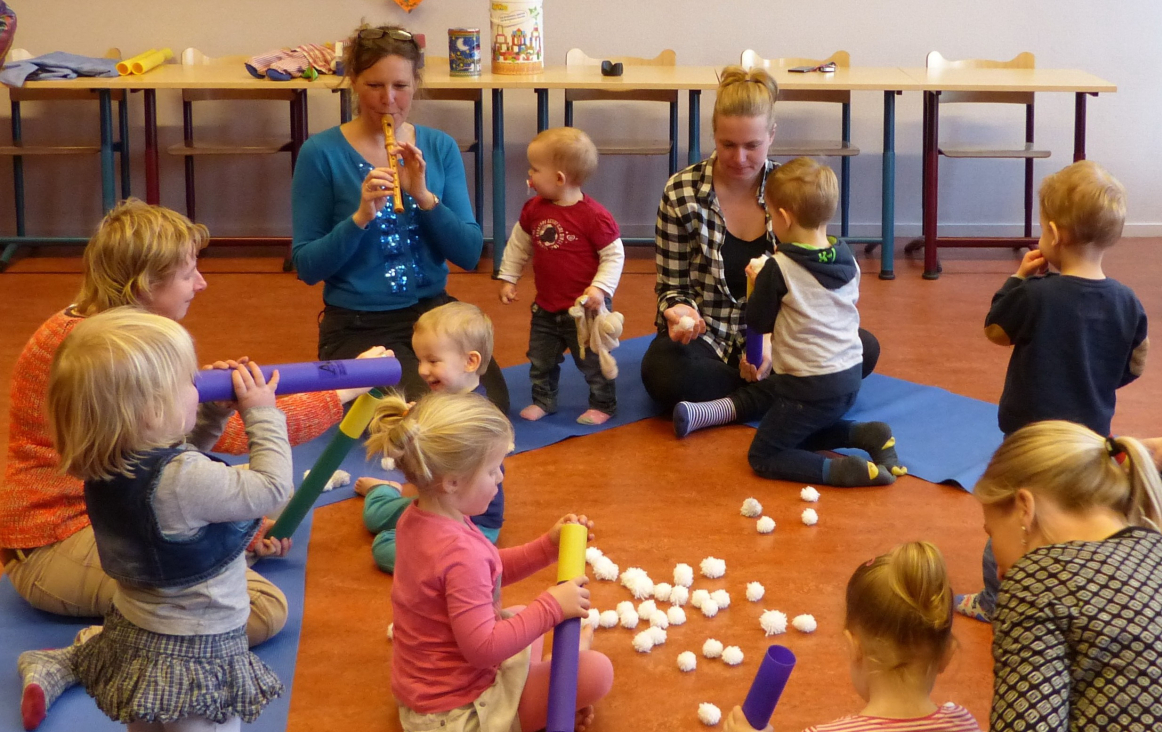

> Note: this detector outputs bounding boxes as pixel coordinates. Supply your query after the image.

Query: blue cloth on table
[0,52,118,87]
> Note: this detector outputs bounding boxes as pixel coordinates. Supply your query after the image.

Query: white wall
[3,0,1160,240]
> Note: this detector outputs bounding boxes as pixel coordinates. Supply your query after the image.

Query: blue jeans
[527,302,616,414]
[747,387,859,483]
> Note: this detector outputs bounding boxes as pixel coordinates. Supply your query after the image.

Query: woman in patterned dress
[976,420,1162,732]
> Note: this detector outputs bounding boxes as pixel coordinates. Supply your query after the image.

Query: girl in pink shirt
[365,391,613,732]
[724,542,980,732]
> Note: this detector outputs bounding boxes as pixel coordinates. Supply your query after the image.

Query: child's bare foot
[576,409,611,426]
[355,478,401,497]
[575,705,595,732]
[579,622,594,652]
[520,404,548,421]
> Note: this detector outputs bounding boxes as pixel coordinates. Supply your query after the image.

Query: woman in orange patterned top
[2,200,385,728]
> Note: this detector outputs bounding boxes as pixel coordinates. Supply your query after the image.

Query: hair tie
[1105,436,1129,465]
[400,407,410,418]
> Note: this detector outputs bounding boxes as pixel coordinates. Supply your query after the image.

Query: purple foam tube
[195,358,401,403]
[745,326,765,367]
[546,618,582,732]
[741,645,796,730]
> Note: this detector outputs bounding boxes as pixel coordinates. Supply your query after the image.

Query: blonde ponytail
[976,421,1162,530]
[845,541,953,669]
[365,391,513,490]
[713,65,778,133]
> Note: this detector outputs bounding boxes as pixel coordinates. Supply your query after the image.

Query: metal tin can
[448,28,481,76]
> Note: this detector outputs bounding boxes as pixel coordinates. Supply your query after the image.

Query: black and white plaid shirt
[654,154,777,363]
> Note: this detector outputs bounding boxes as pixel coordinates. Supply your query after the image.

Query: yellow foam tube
[556,523,587,583]
[131,48,173,75]
[116,49,156,76]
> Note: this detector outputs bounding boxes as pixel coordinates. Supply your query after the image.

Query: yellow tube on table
[131,48,173,75]
[116,49,156,76]
[556,523,587,582]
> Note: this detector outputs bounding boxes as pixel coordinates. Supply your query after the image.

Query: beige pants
[3,526,288,647]
[398,646,531,732]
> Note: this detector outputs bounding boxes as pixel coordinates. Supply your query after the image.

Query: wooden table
[899,67,1117,278]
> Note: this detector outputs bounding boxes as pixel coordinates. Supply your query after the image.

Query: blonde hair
[414,302,494,374]
[75,199,209,315]
[976,421,1162,531]
[1039,160,1126,248]
[713,65,778,134]
[529,127,599,185]
[766,157,839,229]
[48,308,198,481]
[845,541,954,670]
[365,391,513,489]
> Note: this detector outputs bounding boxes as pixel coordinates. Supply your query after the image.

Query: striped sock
[673,398,737,438]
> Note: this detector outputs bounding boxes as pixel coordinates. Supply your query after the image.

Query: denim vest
[85,445,261,590]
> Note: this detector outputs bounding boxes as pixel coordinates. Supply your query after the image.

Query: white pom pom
[637,600,658,619]
[583,608,599,628]
[620,566,647,587]
[801,486,821,502]
[306,468,351,492]
[667,606,687,626]
[702,638,724,658]
[648,626,667,645]
[710,589,731,609]
[801,508,819,526]
[669,586,690,607]
[678,315,696,333]
[673,563,694,588]
[690,589,710,609]
[761,610,788,636]
[592,557,619,581]
[380,456,395,471]
[722,645,744,666]
[619,611,639,630]
[698,703,722,726]
[677,651,697,672]
[616,600,635,615]
[629,575,655,600]
[701,597,720,618]
[746,582,765,602]
[649,610,669,629]
[700,556,726,579]
[654,582,673,602]
[632,630,655,653]
[792,614,818,633]
[585,546,604,565]
[386,622,393,641]
[756,516,776,534]
[599,610,619,628]
[740,497,763,518]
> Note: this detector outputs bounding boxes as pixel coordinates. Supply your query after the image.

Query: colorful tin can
[448,28,482,77]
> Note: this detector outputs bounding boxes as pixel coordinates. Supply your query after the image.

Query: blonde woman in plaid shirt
[641,66,879,437]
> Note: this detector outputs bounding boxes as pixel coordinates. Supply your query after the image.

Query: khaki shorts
[398,646,531,732]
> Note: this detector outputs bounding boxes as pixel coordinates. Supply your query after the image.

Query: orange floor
[1,240,1159,732]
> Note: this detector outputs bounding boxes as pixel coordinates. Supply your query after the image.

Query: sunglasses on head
[358,28,416,44]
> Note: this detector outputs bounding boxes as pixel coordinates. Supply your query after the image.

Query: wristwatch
[419,192,440,211]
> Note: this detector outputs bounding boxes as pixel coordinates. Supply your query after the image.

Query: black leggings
[639,327,880,418]
[317,294,511,414]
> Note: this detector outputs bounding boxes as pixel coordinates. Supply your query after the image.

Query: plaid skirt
[73,607,283,724]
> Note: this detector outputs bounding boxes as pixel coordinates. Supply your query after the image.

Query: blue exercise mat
[745,372,1004,491]
[0,511,312,732]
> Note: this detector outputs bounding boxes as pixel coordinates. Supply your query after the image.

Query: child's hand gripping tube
[741,645,797,730]
[267,388,388,540]
[546,523,587,732]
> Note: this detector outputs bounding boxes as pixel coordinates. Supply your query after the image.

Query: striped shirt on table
[802,703,981,732]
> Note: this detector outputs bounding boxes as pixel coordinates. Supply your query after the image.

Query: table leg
[536,89,549,133]
[491,88,506,276]
[144,89,159,205]
[98,90,115,212]
[922,91,940,279]
[688,90,701,165]
[1073,92,1089,162]
[878,90,896,280]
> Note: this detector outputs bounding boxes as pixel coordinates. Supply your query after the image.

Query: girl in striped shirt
[726,542,980,732]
